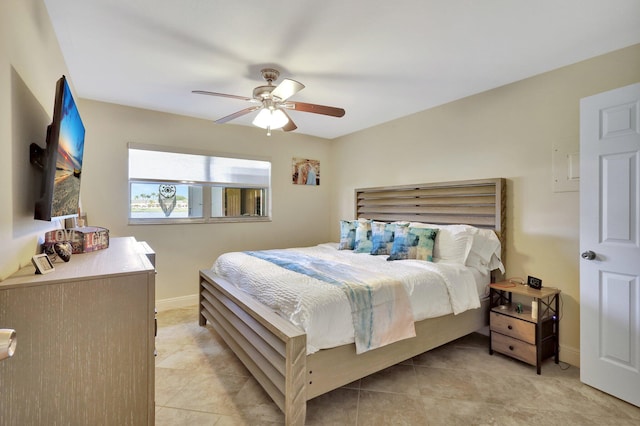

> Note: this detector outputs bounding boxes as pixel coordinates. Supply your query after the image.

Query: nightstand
[488,282,561,374]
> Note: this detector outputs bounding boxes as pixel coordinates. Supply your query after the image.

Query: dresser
[0,237,155,425]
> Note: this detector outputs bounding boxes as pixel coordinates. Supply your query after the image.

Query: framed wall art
[292,158,320,186]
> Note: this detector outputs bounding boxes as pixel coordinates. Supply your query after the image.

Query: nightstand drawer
[490,311,535,344]
[491,332,536,365]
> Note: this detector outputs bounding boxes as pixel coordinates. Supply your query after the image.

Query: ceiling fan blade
[271,78,305,101]
[192,90,253,102]
[215,106,261,124]
[283,101,345,117]
[281,110,297,132]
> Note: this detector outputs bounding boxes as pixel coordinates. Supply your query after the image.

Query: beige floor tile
[162,370,250,416]
[155,366,198,406]
[213,414,283,425]
[515,409,640,426]
[413,343,533,375]
[155,306,640,425]
[357,390,428,425]
[420,396,635,426]
[155,406,221,426]
[156,343,249,376]
[420,397,537,426]
[360,363,419,395]
[157,306,199,326]
[305,387,359,425]
[414,365,484,401]
[229,377,285,424]
[519,374,640,420]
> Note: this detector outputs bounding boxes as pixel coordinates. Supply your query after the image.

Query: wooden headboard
[355,178,506,261]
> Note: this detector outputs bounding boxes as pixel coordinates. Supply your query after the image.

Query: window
[128,143,271,224]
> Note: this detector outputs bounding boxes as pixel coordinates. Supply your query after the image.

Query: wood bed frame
[199,177,506,425]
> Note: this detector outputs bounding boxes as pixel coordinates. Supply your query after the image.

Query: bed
[199,177,506,425]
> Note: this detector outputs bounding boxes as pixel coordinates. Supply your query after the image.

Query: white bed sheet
[212,243,485,354]
[467,265,491,299]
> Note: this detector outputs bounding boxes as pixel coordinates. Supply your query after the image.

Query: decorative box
[43,226,110,254]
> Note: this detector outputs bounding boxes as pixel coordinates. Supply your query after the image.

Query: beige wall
[0,0,332,301]
[330,43,640,365]
[3,0,639,366]
[78,100,331,302]
[0,0,72,279]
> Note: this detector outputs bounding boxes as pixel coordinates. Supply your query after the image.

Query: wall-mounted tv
[30,75,85,221]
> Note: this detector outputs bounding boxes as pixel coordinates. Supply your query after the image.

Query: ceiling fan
[193,68,345,136]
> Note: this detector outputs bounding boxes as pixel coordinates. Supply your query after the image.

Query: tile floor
[155,306,640,425]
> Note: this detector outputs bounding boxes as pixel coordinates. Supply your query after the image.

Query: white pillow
[465,227,504,273]
[409,222,504,272]
[466,251,505,273]
[409,222,473,265]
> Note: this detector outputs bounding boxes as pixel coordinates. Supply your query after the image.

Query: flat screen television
[30,75,85,221]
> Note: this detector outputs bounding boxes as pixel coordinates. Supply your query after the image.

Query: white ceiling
[43,0,640,140]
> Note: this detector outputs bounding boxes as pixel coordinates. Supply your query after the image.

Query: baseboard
[156,294,198,312]
[559,343,580,367]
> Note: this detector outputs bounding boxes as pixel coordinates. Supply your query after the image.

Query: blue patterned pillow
[370,221,395,255]
[353,219,373,253]
[388,223,411,260]
[388,225,438,261]
[338,220,357,250]
[413,227,438,261]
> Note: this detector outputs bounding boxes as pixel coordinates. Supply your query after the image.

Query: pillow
[469,227,501,262]
[338,220,357,250]
[466,251,504,273]
[370,221,395,255]
[353,219,373,253]
[409,222,473,264]
[465,227,504,273]
[388,225,438,261]
[412,227,438,261]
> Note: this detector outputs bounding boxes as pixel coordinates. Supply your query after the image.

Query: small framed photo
[292,157,320,186]
[32,253,55,275]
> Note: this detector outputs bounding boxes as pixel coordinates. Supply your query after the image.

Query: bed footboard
[199,269,307,426]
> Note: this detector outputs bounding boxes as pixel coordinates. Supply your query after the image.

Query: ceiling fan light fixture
[252,108,289,132]
[194,67,344,133]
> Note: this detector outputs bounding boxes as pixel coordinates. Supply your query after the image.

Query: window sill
[128,216,272,225]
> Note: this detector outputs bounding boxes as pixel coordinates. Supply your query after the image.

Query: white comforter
[212,243,481,354]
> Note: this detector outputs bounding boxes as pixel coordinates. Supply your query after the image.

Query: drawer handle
[509,345,514,351]
[507,325,513,330]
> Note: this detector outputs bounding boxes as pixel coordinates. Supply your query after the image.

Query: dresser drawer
[490,311,535,344]
[491,332,536,365]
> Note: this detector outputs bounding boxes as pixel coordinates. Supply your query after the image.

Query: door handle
[0,329,16,361]
[581,250,596,260]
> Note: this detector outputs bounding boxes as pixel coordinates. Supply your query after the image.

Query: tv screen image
[31,75,85,221]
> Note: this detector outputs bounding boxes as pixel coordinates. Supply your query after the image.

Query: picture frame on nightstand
[32,253,55,274]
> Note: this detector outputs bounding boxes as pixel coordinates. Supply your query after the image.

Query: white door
[580,82,640,407]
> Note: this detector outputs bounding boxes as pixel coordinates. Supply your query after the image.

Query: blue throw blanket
[245,249,415,353]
